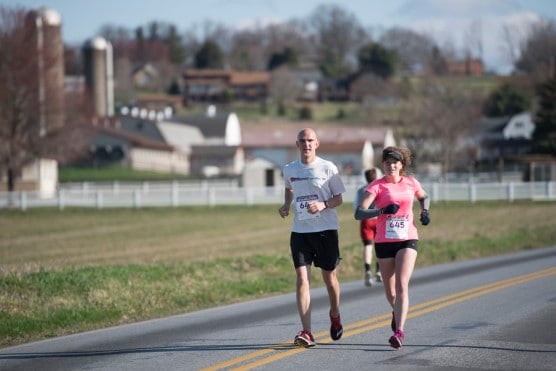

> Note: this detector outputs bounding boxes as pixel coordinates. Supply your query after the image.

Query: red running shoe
[294,330,316,347]
[329,311,343,340]
[389,330,404,349]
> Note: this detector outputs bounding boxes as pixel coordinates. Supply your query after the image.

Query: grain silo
[82,37,114,117]
[27,7,65,134]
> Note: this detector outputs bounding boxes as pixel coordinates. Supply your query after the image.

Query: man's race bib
[385,215,409,239]
[295,194,320,220]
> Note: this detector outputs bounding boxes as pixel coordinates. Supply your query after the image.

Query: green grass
[0,256,294,346]
[1,201,555,347]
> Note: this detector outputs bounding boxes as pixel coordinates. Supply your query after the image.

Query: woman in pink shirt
[355,146,430,349]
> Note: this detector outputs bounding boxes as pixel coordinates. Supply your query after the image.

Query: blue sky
[3,0,556,74]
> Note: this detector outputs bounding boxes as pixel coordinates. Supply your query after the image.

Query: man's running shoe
[364,270,373,287]
[375,271,382,283]
[294,330,315,347]
[330,311,343,340]
[389,330,404,349]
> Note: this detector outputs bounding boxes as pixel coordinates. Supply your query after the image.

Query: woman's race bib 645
[385,215,409,239]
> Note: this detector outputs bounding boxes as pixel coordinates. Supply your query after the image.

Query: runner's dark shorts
[375,240,418,259]
[290,230,341,271]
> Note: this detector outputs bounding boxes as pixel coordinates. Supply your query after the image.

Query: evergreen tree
[428,46,447,75]
[167,79,181,95]
[483,83,531,117]
[357,43,398,79]
[532,76,556,155]
[165,25,186,65]
[267,47,298,70]
[319,49,349,78]
[135,26,145,63]
[194,40,224,69]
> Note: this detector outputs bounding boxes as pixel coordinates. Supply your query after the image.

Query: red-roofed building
[447,58,483,76]
[182,69,270,104]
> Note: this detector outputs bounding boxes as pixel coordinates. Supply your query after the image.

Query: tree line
[67,4,555,80]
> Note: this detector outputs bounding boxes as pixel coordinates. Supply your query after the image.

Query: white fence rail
[1,180,555,210]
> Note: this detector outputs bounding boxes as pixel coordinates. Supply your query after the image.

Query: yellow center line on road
[201,266,556,371]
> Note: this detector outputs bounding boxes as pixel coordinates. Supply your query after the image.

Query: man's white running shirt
[283,156,346,233]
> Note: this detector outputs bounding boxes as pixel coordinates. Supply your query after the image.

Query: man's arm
[320,193,343,211]
[278,187,294,218]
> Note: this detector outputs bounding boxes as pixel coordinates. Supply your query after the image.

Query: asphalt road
[1,246,555,371]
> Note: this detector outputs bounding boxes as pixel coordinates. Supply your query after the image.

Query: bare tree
[516,19,556,83]
[306,4,368,77]
[427,46,448,75]
[97,23,133,61]
[228,27,266,71]
[98,24,132,44]
[0,6,87,197]
[0,6,64,193]
[263,21,315,64]
[500,23,522,69]
[463,19,483,61]
[379,27,436,74]
[198,20,234,62]
[269,66,301,104]
[180,27,202,67]
[404,78,485,175]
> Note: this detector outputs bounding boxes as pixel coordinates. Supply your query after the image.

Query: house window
[265,169,274,187]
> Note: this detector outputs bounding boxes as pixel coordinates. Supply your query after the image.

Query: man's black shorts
[290,230,340,271]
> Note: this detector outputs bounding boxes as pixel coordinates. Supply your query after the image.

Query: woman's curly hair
[382,146,413,176]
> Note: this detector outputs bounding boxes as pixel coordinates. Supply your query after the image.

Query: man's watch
[324,200,329,209]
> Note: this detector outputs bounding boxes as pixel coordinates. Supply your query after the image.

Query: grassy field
[1,200,555,347]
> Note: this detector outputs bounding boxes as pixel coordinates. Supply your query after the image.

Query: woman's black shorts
[290,230,340,271]
[375,240,418,259]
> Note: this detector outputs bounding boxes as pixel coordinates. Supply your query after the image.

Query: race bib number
[295,194,320,220]
[385,215,409,239]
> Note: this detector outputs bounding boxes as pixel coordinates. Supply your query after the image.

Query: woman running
[355,146,430,349]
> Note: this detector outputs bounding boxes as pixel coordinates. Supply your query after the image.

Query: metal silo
[27,7,65,134]
[82,37,114,117]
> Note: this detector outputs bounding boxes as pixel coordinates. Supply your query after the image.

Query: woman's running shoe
[389,330,404,349]
[294,330,316,347]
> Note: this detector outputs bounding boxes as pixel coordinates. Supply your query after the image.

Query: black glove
[420,209,430,225]
[380,204,399,215]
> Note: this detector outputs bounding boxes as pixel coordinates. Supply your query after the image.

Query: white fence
[1,179,555,210]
